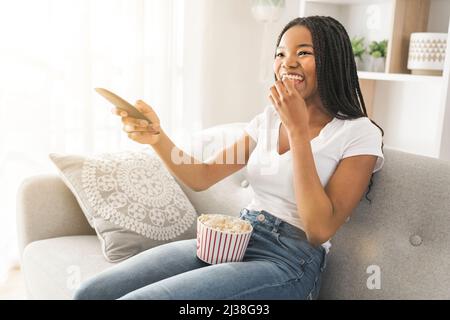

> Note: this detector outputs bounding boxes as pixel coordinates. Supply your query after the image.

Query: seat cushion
[22,236,114,300]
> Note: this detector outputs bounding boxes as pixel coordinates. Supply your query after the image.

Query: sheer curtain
[0,0,204,280]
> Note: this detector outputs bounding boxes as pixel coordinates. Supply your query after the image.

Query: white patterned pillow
[49,151,198,262]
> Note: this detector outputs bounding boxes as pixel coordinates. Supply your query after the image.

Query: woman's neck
[305,96,333,128]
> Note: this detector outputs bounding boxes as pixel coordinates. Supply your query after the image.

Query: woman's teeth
[281,74,304,82]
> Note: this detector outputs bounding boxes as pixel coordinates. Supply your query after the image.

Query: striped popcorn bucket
[196,215,253,264]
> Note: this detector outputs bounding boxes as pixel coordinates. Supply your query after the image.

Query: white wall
[185,0,301,129]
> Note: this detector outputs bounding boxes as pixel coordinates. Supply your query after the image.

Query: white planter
[369,56,385,73]
[251,0,285,23]
[407,32,447,76]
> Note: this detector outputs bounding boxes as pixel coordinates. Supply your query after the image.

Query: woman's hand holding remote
[112,100,162,145]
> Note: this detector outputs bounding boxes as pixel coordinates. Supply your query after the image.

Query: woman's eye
[276,51,311,58]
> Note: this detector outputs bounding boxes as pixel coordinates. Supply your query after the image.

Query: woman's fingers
[111,101,161,127]
[268,94,277,110]
[111,107,150,127]
[127,132,161,145]
[135,100,160,124]
[270,79,297,109]
[121,116,149,127]
[110,105,161,145]
[123,123,159,133]
[111,108,128,117]
[269,86,281,107]
[274,80,288,98]
[282,79,294,95]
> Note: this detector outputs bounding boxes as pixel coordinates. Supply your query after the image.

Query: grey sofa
[17,124,450,299]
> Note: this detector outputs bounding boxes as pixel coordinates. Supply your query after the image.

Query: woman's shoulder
[342,116,381,136]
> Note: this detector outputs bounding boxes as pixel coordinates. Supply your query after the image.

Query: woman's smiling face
[273,25,318,101]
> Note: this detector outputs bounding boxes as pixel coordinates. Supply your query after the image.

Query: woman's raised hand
[112,100,162,145]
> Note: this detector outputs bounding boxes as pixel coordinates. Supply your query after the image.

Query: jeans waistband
[239,208,308,241]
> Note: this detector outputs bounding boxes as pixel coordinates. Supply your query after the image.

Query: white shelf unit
[358,71,443,83]
[300,0,450,160]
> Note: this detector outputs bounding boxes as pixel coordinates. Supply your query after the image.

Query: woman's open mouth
[281,73,305,90]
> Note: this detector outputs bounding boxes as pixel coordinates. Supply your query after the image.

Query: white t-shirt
[243,105,385,253]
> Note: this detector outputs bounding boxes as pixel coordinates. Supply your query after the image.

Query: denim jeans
[73,209,327,300]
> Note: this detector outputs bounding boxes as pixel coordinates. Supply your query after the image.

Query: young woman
[74,16,384,300]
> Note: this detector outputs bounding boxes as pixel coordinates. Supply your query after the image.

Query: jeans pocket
[274,233,290,251]
[275,233,314,264]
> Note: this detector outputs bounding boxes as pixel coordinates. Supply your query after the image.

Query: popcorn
[198,214,252,233]
[196,214,253,264]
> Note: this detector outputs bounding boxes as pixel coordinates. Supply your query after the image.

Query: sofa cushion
[22,236,114,300]
[49,151,198,263]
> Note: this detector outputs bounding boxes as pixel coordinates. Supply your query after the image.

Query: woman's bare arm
[114,100,256,192]
[151,129,255,191]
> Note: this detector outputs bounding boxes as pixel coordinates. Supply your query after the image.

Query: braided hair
[275,16,384,203]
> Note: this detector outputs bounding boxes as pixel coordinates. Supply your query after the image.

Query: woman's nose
[282,56,300,68]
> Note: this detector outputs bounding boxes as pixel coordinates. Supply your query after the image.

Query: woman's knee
[72,279,97,300]
[72,276,115,300]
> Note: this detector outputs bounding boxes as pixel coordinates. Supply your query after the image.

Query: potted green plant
[368,39,388,72]
[351,36,366,70]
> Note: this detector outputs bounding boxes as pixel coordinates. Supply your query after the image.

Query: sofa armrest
[16,174,95,255]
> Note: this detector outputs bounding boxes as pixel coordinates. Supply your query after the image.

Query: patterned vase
[407,33,447,76]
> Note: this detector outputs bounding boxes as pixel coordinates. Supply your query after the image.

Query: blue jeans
[73,209,327,300]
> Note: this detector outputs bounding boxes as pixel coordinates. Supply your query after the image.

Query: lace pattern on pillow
[81,152,196,240]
